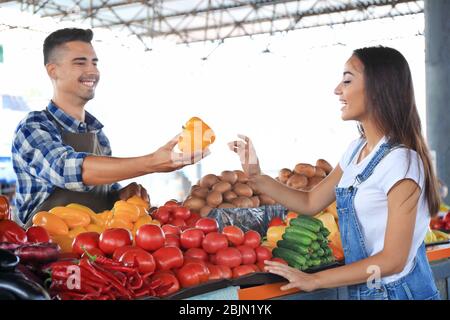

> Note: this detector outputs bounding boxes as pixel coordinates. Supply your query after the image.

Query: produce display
[430,207,450,233]
[272,215,336,270]
[184,170,277,216]
[277,159,333,191]
[425,229,450,244]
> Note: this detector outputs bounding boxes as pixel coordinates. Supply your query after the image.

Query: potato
[191,186,209,199]
[259,194,276,205]
[287,174,308,189]
[293,163,316,178]
[250,196,260,208]
[314,166,327,178]
[233,183,253,198]
[223,191,238,203]
[200,174,220,188]
[218,203,236,209]
[231,197,254,208]
[212,181,232,193]
[316,159,333,175]
[221,170,238,185]
[234,170,249,183]
[278,168,292,184]
[307,176,323,189]
[200,206,213,217]
[183,197,206,212]
[206,191,223,207]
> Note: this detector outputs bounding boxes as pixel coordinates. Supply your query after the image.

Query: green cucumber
[316,248,325,257]
[311,241,321,251]
[282,231,312,246]
[320,227,331,237]
[290,217,322,233]
[273,247,307,267]
[286,225,318,241]
[310,259,322,267]
[277,240,310,255]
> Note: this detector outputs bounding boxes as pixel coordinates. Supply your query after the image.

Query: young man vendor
[11,28,207,225]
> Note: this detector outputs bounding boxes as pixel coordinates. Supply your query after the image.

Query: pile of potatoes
[183,170,277,217]
[277,159,333,191]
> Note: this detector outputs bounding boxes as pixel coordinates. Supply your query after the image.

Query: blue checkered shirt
[12,101,121,223]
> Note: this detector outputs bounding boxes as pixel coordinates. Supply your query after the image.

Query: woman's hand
[264,260,320,292]
[228,134,261,177]
[150,135,210,173]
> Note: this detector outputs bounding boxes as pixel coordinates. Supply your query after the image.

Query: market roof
[0,0,424,44]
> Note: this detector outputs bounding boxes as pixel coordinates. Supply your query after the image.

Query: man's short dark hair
[43,28,93,65]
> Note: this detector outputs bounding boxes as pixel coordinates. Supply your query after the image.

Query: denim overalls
[335,140,440,300]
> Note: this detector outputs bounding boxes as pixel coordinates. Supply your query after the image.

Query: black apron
[24,110,117,227]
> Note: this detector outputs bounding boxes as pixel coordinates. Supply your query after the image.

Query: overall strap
[347,139,366,167]
[355,142,395,184]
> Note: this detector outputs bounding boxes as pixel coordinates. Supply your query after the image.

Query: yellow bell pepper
[33,211,69,236]
[127,195,150,210]
[66,203,104,225]
[113,201,140,223]
[68,226,87,238]
[49,207,91,228]
[267,226,287,244]
[51,235,73,253]
[106,217,134,231]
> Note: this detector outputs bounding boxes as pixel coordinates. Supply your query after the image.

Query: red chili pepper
[127,271,144,291]
[89,262,134,299]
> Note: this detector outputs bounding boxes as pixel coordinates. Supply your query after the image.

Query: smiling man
[11,28,207,225]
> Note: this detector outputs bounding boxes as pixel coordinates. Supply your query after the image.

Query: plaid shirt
[12,101,121,223]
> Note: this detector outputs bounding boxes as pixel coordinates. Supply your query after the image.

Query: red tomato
[243,230,261,249]
[161,224,181,236]
[255,246,272,262]
[112,245,135,261]
[183,260,210,283]
[232,265,256,278]
[165,234,180,248]
[151,272,180,297]
[195,218,218,234]
[0,220,27,244]
[445,221,450,231]
[135,224,165,252]
[118,247,156,274]
[218,265,232,279]
[256,261,265,272]
[152,206,171,224]
[236,245,256,265]
[164,200,179,208]
[216,247,242,268]
[430,219,445,230]
[202,232,228,254]
[99,228,132,255]
[222,226,245,246]
[180,228,205,249]
[249,264,260,272]
[26,226,50,243]
[72,232,100,256]
[185,212,201,227]
[171,207,191,221]
[168,217,187,228]
[153,246,184,271]
[176,264,201,288]
[209,254,217,265]
[184,248,208,262]
[269,217,286,227]
[444,212,450,223]
[271,257,288,265]
[206,263,222,280]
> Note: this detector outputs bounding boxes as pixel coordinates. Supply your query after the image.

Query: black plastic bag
[207,204,288,236]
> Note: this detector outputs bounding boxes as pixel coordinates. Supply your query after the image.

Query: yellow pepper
[33,211,69,236]
[267,226,287,244]
[68,226,87,239]
[49,207,91,228]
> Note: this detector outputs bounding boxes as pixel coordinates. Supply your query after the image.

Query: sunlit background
[0,6,426,207]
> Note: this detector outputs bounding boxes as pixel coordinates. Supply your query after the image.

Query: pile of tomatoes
[69,201,286,297]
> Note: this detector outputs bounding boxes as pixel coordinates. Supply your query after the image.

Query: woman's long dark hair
[353,46,440,217]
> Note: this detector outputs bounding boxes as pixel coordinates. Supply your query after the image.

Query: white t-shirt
[338,136,430,284]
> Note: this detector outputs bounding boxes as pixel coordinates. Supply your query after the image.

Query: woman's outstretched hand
[228,134,261,177]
